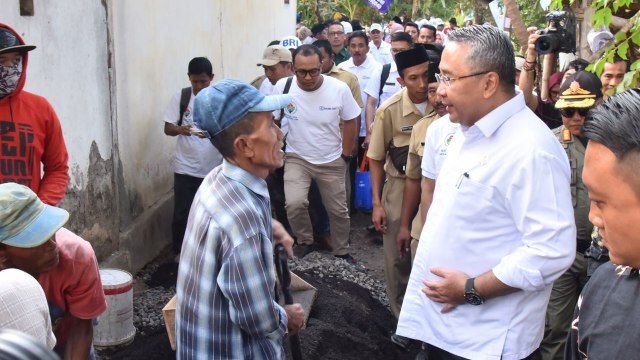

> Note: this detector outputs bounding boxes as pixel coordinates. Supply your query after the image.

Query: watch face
[464,292,484,305]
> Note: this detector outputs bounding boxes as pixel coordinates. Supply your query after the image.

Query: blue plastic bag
[354,153,373,213]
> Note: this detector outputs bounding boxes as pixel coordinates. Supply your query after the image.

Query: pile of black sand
[98,260,419,360]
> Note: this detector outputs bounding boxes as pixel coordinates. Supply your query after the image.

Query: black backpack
[177,87,191,126]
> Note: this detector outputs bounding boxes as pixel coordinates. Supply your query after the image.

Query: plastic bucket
[93,269,136,347]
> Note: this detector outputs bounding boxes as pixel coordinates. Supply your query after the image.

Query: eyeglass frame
[294,67,322,78]
[435,71,489,87]
[328,31,345,37]
[559,107,591,118]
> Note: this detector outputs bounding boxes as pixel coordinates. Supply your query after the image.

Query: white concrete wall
[111,0,296,209]
[1,0,112,191]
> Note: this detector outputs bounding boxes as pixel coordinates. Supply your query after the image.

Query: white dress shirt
[397,92,576,360]
[338,56,382,136]
[368,41,392,65]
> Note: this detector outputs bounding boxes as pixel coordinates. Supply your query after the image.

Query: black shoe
[335,253,357,264]
[390,334,412,352]
[293,244,314,258]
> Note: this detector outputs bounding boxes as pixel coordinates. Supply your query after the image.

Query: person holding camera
[519,27,565,129]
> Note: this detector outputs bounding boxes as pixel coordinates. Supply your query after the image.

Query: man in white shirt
[163,57,223,255]
[339,31,381,211]
[255,44,293,96]
[368,23,392,65]
[273,44,361,262]
[396,25,575,360]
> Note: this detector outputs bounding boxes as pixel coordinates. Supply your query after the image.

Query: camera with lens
[535,11,576,55]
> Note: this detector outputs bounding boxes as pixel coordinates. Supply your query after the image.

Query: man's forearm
[399,177,421,229]
[369,158,385,206]
[365,96,378,136]
[420,177,436,224]
[64,318,93,360]
[474,270,519,300]
[341,118,358,156]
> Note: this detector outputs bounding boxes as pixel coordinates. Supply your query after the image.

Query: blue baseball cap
[0,183,69,248]
[194,79,292,137]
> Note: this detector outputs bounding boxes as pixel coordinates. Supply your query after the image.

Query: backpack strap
[279,77,294,122]
[378,63,391,103]
[177,87,191,126]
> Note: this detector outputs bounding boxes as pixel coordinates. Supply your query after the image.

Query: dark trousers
[172,173,203,253]
[421,344,541,360]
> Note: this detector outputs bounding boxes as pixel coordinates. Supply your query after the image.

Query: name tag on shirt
[401,125,413,132]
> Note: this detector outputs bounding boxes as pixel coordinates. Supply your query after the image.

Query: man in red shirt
[0,183,106,359]
[0,23,69,205]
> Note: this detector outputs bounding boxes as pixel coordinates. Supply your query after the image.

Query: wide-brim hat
[0,183,69,248]
[555,71,603,109]
[0,28,36,55]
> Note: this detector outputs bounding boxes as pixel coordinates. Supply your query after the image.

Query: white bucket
[93,269,136,347]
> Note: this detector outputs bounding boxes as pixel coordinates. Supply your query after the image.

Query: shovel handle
[275,245,303,360]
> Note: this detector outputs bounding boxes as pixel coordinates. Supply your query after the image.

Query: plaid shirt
[176,161,287,360]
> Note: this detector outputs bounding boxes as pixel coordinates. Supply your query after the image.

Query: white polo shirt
[421,116,460,179]
[397,92,576,360]
[368,41,393,65]
[338,55,382,137]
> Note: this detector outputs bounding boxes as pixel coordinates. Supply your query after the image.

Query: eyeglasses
[328,31,344,37]
[435,71,489,87]
[294,68,321,78]
[559,107,590,118]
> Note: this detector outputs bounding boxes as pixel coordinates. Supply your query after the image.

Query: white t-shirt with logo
[421,115,459,179]
[274,75,361,164]
[163,89,223,178]
[338,56,382,137]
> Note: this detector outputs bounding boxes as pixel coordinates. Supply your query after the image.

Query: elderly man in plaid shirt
[175,80,304,360]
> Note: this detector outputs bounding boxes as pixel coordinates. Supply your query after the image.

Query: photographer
[519,26,565,129]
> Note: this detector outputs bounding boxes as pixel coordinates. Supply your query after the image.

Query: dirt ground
[97,212,419,360]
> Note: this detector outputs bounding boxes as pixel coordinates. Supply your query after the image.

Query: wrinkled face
[328,24,345,48]
[583,141,640,268]
[600,61,627,95]
[294,53,323,91]
[405,25,419,42]
[390,40,411,62]
[0,236,59,276]
[428,82,447,116]
[348,36,369,65]
[560,107,590,136]
[437,42,487,127]
[370,29,382,43]
[399,62,430,104]
[263,63,292,85]
[418,28,435,44]
[189,73,213,96]
[245,112,286,178]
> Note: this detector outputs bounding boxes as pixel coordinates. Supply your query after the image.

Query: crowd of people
[1,10,639,360]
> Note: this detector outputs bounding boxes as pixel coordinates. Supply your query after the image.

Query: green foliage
[550,0,640,94]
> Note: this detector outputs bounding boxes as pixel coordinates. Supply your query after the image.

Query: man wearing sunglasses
[540,70,603,360]
[273,44,361,263]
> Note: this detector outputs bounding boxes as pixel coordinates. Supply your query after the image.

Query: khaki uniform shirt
[553,126,592,242]
[406,110,440,240]
[368,88,431,179]
[250,74,267,90]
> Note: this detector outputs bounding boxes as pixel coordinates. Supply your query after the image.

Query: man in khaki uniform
[395,49,444,263]
[368,46,432,319]
[540,70,602,360]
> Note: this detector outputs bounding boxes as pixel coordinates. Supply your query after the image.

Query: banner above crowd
[366,0,393,14]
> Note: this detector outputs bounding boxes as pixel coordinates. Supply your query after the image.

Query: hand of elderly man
[284,303,305,335]
[272,219,294,258]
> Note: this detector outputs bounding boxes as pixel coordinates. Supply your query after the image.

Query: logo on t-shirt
[286,102,297,115]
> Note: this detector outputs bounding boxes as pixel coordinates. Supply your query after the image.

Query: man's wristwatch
[464,278,485,305]
[341,153,353,163]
